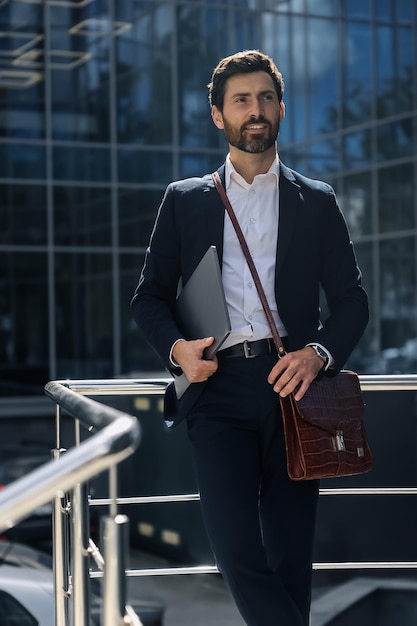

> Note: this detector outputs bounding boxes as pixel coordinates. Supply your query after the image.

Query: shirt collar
[225,153,280,190]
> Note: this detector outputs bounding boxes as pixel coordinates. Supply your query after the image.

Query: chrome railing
[0,374,416,626]
[67,374,417,574]
[0,380,141,626]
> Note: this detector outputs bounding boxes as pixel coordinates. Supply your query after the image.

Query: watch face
[314,345,328,362]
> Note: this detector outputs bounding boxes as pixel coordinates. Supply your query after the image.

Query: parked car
[0,444,102,547]
[0,564,55,626]
[0,445,52,543]
[0,541,164,625]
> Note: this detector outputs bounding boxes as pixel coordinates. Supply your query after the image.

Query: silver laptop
[174,245,231,398]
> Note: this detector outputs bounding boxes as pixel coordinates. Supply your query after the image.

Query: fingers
[184,355,218,383]
[174,337,218,383]
[268,348,324,400]
[199,336,215,350]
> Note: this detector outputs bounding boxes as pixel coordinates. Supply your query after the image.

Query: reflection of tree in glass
[321,65,413,158]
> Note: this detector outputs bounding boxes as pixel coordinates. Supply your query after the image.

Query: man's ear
[279,101,285,121]
[211,105,224,129]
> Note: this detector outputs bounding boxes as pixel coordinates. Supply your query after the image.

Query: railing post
[72,481,91,626]
[101,514,131,626]
[52,449,71,626]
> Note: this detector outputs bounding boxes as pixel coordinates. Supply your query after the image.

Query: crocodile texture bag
[280,370,373,480]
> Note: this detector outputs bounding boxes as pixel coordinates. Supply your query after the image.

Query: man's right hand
[172,337,218,383]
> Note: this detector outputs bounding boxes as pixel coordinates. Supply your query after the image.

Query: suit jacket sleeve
[276,173,369,372]
[130,183,184,372]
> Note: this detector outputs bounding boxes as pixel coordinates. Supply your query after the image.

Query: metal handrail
[0,381,141,531]
[60,375,417,576]
[1,373,416,625]
[56,374,417,395]
[0,380,142,626]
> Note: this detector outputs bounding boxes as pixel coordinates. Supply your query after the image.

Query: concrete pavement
[128,549,245,626]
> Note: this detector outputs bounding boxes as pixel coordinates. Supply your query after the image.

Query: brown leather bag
[279,370,373,480]
[212,172,373,481]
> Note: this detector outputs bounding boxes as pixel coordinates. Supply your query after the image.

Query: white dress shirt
[220,154,288,350]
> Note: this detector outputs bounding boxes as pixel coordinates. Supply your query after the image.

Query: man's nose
[249,99,264,119]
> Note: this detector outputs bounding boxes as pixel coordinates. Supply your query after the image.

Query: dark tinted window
[0,590,38,625]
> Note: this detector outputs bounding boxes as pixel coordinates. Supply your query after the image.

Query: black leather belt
[219,338,277,359]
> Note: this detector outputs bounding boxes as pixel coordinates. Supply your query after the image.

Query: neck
[228,146,277,184]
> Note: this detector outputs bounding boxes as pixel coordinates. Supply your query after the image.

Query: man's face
[211,71,284,154]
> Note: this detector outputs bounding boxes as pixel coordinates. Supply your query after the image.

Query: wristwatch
[309,344,329,369]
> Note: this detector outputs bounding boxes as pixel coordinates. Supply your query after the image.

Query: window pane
[342,0,370,19]
[263,12,290,144]
[345,241,375,372]
[395,0,413,22]
[342,21,372,127]
[307,18,338,136]
[280,146,309,173]
[341,172,372,238]
[119,188,161,248]
[0,184,47,245]
[343,130,372,170]
[234,9,258,51]
[375,0,391,21]
[0,143,46,179]
[55,253,113,378]
[380,237,417,372]
[180,152,224,179]
[54,186,112,246]
[397,27,414,112]
[53,146,111,182]
[378,164,414,232]
[376,25,413,117]
[377,118,414,162]
[305,0,337,16]
[265,0,303,12]
[0,3,45,140]
[0,252,48,396]
[116,4,173,145]
[50,3,111,141]
[118,149,172,184]
[292,16,307,142]
[177,5,228,149]
[308,138,340,176]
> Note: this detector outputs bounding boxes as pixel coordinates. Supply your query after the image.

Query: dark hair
[208,49,285,110]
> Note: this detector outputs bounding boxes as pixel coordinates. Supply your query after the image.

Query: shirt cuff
[305,343,335,371]
[169,338,185,368]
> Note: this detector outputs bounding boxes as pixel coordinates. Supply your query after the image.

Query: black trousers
[186,351,319,626]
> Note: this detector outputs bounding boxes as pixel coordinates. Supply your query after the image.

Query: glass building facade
[0,0,416,399]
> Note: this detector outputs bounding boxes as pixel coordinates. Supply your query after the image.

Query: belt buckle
[243,340,257,359]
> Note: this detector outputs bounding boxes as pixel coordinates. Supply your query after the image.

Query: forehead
[223,71,277,97]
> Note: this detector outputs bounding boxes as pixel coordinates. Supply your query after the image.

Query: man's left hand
[267,347,324,401]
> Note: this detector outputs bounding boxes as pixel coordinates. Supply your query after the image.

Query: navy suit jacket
[131,162,369,425]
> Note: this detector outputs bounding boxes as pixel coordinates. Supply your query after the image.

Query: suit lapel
[276,163,301,279]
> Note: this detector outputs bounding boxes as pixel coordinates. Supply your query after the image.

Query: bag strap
[212,170,286,358]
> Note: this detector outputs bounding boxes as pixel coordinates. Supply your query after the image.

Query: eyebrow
[230,89,276,98]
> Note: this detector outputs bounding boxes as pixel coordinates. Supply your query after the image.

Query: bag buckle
[336,430,346,452]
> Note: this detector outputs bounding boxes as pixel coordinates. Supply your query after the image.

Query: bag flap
[293,370,365,435]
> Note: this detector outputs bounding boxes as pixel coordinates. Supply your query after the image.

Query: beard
[222,115,280,154]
